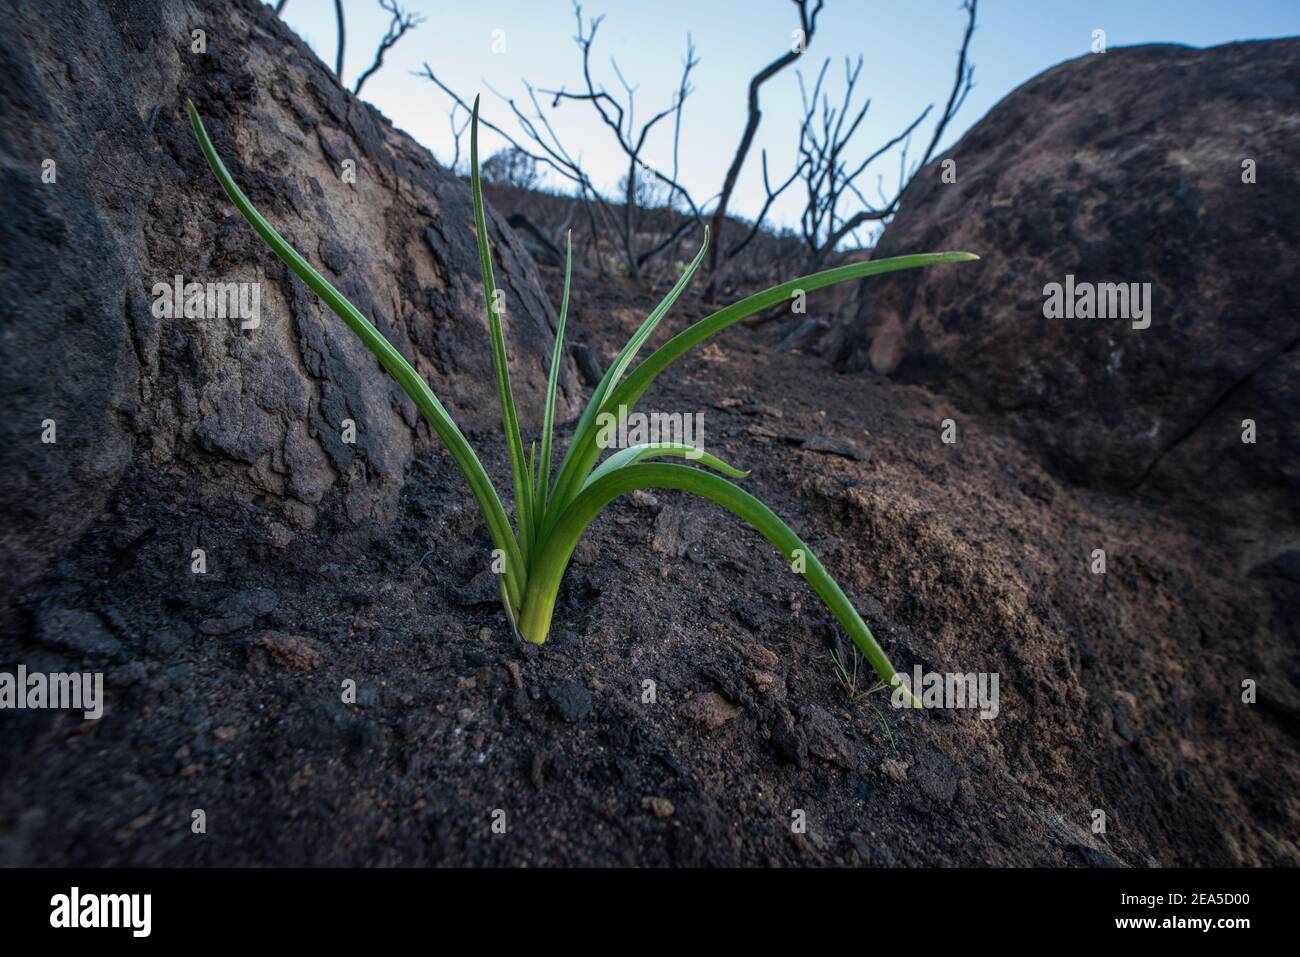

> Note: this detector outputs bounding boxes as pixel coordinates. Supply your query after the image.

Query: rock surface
[830,40,1299,534]
[0,0,574,620]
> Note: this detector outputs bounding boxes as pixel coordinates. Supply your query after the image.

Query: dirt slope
[3,266,1296,866]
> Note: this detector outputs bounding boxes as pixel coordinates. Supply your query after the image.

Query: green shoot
[831,646,895,746]
[187,97,978,709]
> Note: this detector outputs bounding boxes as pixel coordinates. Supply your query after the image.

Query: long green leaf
[470,97,533,565]
[186,100,526,610]
[536,230,573,523]
[548,252,978,525]
[582,442,747,492]
[543,232,710,531]
[519,462,921,706]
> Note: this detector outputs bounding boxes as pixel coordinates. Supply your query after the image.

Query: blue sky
[270,1,1298,235]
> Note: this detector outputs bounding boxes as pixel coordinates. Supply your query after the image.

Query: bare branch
[447,102,470,174]
[530,2,705,279]
[707,0,824,279]
[728,149,807,258]
[354,0,425,96]
[794,0,977,268]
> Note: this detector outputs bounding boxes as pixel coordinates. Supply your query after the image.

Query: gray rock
[34,608,121,659]
[546,680,593,722]
[912,744,961,804]
[217,588,279,618]
[0,0,577,625]
[830,39,1300,536]
[800,705,856,768]
[198,615,254,636]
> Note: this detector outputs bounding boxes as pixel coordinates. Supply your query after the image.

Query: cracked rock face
[0,0,575,609]
[829,40,1298,532]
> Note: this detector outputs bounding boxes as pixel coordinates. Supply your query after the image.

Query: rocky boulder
[829,40,1299,534]
[0,0,574,612]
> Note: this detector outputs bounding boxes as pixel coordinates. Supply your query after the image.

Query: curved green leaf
[543,231,710,532]
[582,442,748,491]
[187,100,526,609]
[546,252,978,533]
[520,461,921,706]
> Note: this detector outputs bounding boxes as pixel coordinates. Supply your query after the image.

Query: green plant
[830,645,895,745]
[187,97,976,705]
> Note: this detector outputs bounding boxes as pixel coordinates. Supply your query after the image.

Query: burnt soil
[2,269,1297,867]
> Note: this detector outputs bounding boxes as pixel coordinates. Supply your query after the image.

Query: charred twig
[354,1,425,96]
[707,0,824,281]
[796,0,976,268]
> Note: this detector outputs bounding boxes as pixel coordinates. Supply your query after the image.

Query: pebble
[254,632,325,670]
[641,796,675,818]
[881,758,910,784]
[546,680,593,722]
[35,608,121,659]
[681,692,740,731]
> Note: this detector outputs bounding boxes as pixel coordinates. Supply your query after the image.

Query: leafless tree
[354,1,425,96]
[538,3,707,280]
[422,2,707,281]
[483,148,543,191]
[795,0,976,268]
[707,0,824,283]
[422,64,613,275]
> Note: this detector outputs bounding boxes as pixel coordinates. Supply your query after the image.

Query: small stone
[769,708,807,767]
[198,615,253,636]
[254,632,325,670]
[145,628,184,658]
[802,705,855,768]
[641,796,675,818]
[35,608,121,659]
[751,670,777,691]
[572,537,598,566]
[506,661,524,689]
[630,490,660,510]
[546,680,593,722]
[571,342,604,388]
[681,691,740,731]
[742,643,780,670]
[881,758,910,784]
[218,588,279,617]
[268,522,293,548]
